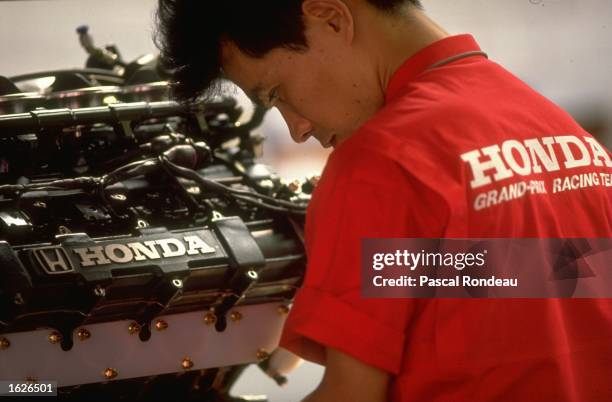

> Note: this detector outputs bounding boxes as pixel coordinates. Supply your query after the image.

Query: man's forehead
[220,42,268,105]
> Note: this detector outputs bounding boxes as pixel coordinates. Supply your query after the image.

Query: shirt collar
[385,34,483,103]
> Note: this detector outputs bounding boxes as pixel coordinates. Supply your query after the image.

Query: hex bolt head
[155,319,168,331]
[181,358,194,370]
[229,311,243,322]
[48,331,62,344]
[76,328,91,341]
[103,368,118,380]
[203,313,217,325]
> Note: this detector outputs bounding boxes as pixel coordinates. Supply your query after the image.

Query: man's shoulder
[335,95,485,176]
[351,58,583,168]
[324,63,592,207]
[319,95,485,198]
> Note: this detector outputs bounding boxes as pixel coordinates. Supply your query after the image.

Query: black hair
[155,0,422,101]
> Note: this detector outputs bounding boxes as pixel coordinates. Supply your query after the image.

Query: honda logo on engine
[33,246,75,274]
[72,234,217,267]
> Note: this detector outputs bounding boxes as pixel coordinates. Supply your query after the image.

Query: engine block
[0,26,311,401]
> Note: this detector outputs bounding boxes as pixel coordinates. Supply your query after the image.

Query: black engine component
[0,26,312,402]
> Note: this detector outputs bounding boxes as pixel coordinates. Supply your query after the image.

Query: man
[155,1,612,401]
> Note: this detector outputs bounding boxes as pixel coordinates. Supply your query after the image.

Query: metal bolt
[256,348,269,361]
[247,270,258,280]
[155,319,168,331]
[58,226,71,234]
[103,368,118,380]
[0,337,10,350]
[181,357,194,370]
[137,219,149,228]
[48,331,62,344]
[229,311,242,322]
[110,194,126,201]
[93,285,106,297]
[172,279,183,289]
[76,328,91,341]
[33,201,46,208]
[186,186,200,195]
[277,305,290,315]
[203,313,216,325]
[13,293,25,305]
[128,322,141,335]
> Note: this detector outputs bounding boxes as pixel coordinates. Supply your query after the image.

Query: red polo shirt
[280,34,612,402]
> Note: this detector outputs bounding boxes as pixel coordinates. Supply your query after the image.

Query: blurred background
[0,0,610,400]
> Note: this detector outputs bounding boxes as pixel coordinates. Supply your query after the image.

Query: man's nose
[277,105,313,143]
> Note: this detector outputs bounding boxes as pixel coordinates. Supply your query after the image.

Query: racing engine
[0,26,312,401]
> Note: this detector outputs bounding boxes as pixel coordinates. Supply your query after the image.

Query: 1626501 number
[0,381,57,396]
[9,383,53,393]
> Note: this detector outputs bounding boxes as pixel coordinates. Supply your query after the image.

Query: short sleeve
[279,152,448,374]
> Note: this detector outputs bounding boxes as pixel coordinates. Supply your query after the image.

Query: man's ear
[302,0,355,44]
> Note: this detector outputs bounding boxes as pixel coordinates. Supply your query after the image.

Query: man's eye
[267,87,280,107]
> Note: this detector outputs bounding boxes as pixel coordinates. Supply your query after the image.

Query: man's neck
[356,5,450,98]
